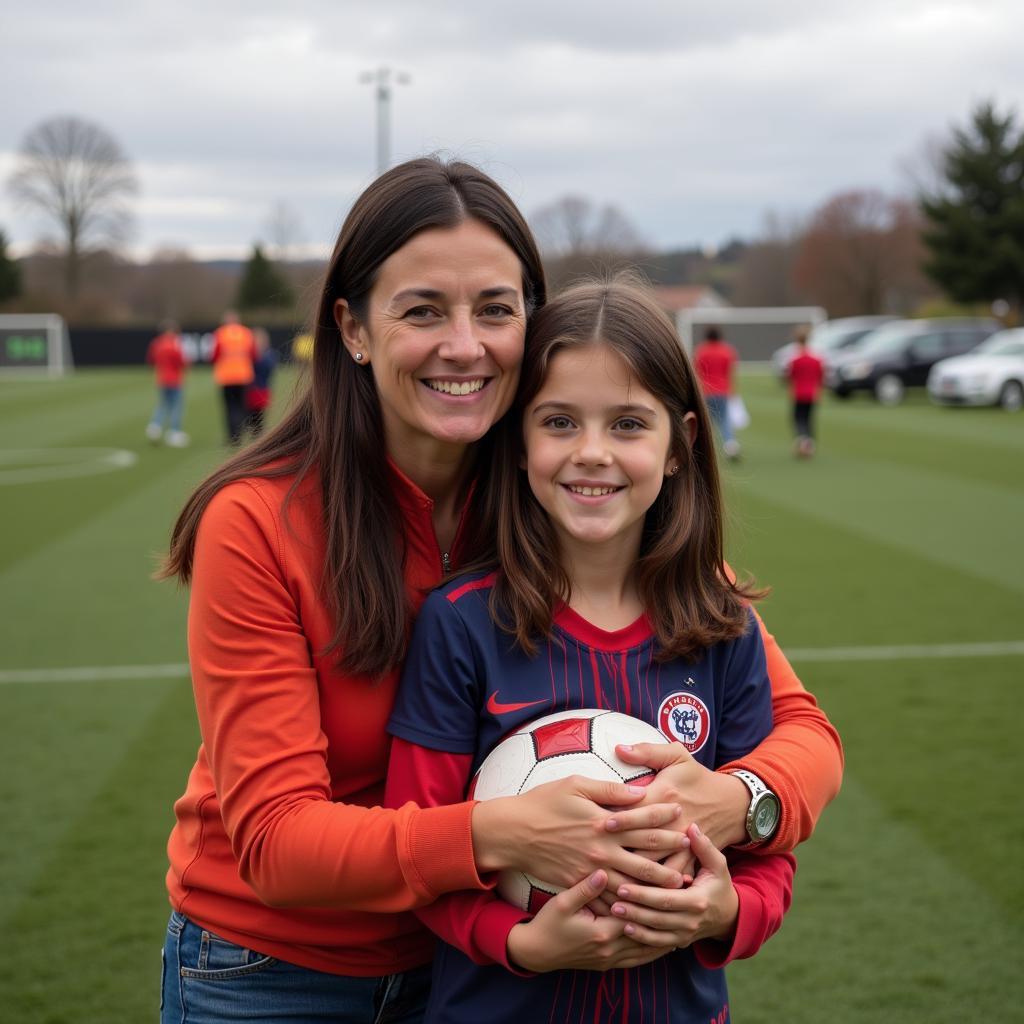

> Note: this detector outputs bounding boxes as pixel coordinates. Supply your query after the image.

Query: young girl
[386,279,795,1023]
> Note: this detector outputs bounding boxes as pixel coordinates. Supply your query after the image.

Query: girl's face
[523,344,681,557]
[334,219,527,457]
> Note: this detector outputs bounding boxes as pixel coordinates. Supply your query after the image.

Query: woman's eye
[480,304,513,318]
[405,306,438,320]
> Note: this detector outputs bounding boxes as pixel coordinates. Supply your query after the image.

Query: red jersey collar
[553,602,654,651]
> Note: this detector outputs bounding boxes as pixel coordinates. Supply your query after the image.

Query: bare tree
[8,115,138,298]
[532,194,645,259]
[264,200,305,263]
[791,189,932,316]
[531,195,647,289]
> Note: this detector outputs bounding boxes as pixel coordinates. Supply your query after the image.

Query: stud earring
[669,466,679,476]
[354,352,364,362]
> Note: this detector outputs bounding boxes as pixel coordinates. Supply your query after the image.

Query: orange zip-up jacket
[166,462,842,976]
[211,323,256,386]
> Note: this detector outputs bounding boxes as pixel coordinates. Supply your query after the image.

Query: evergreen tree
[0,229,22,302]
[237,243,293,311]
[920,101,1024,315]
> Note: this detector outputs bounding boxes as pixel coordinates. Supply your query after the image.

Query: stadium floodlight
[677,306,827,362]
[0,314,73,376]
[359,67,411,176]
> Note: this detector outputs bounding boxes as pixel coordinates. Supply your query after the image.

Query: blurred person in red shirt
[788,325,824,458]
[694,326,741,460]
[145,319,189,447]
[212,310,257,446]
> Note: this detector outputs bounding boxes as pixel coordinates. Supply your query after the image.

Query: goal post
[676,306,827,362]
[0,315,73,376]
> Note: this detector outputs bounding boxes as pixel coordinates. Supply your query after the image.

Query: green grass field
[1,366,1022,1022]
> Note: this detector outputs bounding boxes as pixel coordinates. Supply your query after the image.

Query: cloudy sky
[1,0,1022,260]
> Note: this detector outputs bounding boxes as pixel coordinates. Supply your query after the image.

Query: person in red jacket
[145,319,189,447]
[788,325,825,458]
[157,158,842,1024]
[694,327,741,461]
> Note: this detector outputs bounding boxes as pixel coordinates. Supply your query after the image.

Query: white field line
[0,663,189,684]
[2,640,1024,684]
[785,641,1024,662]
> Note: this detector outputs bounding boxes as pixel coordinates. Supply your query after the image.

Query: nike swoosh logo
[486,692,547,715]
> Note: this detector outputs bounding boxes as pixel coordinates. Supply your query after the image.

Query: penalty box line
[3,640,1024,684]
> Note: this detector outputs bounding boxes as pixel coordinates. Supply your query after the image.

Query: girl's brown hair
[161,156,546,677]
[473,276,762,661]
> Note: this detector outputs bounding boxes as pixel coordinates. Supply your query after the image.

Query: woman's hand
[507,870,670,973]
[612,742,750,851]
[608,824,740,950]
[472,775,687,890]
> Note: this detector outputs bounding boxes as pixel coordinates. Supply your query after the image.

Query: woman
[159,157,841,1023]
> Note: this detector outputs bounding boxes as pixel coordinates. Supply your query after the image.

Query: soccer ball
[470,708,668,913]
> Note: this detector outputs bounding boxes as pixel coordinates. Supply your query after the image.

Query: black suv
[827,318,999,404]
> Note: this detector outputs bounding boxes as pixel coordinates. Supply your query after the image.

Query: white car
[927,328,1024,411]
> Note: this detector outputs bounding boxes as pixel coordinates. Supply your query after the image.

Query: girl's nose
[572,428,612,465]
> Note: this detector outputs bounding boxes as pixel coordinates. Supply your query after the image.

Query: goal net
[0,315,73,376]
[676,306,826,362]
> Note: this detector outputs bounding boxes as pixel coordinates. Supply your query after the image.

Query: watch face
[752,794,780,839]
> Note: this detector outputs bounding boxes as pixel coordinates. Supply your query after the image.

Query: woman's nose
[438,313,484,363]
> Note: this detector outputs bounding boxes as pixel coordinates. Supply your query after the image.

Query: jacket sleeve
[718,609,844,852]
[386,738,530,969]
[693,851,795,968]
[187,482,486,912]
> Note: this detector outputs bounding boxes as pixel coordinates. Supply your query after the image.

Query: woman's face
[335,219,527,457]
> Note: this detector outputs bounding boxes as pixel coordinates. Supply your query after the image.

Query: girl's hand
[507,870,670,973]
[473,775,687,890]
[608,824,740,949]
[612,742,750,851]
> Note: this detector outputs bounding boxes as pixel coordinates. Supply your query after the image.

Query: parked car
[827,318,999,404]
[771,315,894,379]
[927,328,1024,411]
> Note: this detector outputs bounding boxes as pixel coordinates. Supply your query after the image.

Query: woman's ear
[682,410,698,448]
[334,298,370,365]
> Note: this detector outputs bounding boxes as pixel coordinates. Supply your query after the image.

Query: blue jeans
[150,386,184,432]
[705,395,735,445]
[160,912,431,1023]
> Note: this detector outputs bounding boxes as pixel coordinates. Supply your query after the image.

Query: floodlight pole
[360,67,411,176]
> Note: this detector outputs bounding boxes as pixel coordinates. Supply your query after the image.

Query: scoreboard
[0,316,71,374]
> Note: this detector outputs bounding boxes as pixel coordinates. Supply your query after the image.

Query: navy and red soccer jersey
[388,571,776,1024]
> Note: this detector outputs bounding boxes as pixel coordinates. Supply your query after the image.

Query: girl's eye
[614,417,646,432]
[544,415,575,431]
[404,306,439,320]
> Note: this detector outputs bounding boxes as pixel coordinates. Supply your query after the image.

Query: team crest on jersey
[657,692,711,752]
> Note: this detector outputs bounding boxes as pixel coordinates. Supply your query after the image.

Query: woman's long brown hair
[470,277,764,661]
[160,157,546,677]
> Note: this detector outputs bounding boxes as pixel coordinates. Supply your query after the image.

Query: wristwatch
[731,769,781,846]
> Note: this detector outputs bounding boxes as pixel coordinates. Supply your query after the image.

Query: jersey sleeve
[386,738,530,970]
[388,589,484,754]
[187,483,486,912]
[693,851,795,968]
[715,609,773,765]
[718,608,844,853]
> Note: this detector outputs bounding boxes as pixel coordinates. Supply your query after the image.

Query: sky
[1,0,1022,261]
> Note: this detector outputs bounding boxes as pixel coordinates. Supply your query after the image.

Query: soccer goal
[0,315,73,376]
[676,306,826,363]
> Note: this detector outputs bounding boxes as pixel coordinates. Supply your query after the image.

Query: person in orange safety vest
[211,311,257,446]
